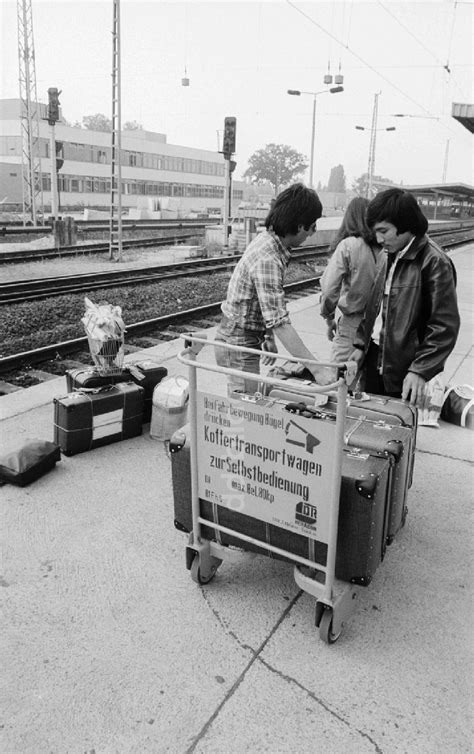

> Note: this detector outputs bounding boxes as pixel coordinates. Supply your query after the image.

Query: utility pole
[17,0,44,225]
[367,92,380,199]
[442,139,450,183]
[109,0,123,261]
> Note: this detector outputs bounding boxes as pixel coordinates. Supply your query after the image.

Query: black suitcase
[264,364,417,543]
[281,397,415,543]
[170,423,392,586]
[54,383,144,456]
[65,360,168,423]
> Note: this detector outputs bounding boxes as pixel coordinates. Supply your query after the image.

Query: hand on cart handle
[261,333,278,366]
[184,331,208,356]
[344,360,359,386]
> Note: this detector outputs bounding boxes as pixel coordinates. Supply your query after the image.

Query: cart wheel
[319,608,341,644]
[190,554,220,585]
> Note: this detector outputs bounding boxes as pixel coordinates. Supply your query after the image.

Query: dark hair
[265,183,323,237]
[366,188,428,236]
[330,196,375,251]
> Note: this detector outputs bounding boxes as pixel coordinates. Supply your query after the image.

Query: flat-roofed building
[0,98,245,218]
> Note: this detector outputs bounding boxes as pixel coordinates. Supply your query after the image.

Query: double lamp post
[287,85,344,189]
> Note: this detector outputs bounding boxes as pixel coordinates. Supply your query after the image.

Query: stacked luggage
[54,360,168,456]
[170,360,417,586]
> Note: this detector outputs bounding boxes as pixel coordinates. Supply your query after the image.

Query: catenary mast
[17,0,44,225]
[109,0,123,261]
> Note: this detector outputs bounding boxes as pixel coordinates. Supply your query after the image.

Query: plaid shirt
[221,230,291,331]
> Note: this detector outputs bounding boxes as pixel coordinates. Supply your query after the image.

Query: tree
[82,114,112,132]
[244,143,308,195]
[352,173,394,198]
[124,120,143,130]
[327,164,346,193]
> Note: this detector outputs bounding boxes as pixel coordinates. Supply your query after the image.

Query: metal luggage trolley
[177,334,359,644]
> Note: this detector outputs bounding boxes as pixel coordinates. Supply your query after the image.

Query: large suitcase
[284,397,415,544]
[65,360,168,423]
[170,422,392,586]
[54,382,144,456]
[264,364,417,543]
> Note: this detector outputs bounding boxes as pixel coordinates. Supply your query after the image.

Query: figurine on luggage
[319,197,385,367]
[349,189,460,406]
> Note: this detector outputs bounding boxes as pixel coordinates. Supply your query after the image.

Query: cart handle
[177,347,344,394]
[181,332,347,371]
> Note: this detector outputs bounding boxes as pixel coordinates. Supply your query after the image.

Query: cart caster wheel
[190,554,221,585]
[319,608,341,644]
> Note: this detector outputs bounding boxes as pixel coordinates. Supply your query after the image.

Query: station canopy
[451,103,474,134]
[401,183,474,202]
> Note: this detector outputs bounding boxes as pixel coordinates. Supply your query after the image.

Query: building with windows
[0,99,245,218]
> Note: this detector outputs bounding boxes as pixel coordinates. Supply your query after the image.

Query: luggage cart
[177,334,359,644]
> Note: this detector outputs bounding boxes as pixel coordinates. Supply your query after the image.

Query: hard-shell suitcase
[264,366,417,543]
[65,360,168,422]
[283,398,415,543]
[54,382,144,456]
[170,423,392,586]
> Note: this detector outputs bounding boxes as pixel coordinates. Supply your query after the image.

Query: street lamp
[392,114,439,120]
[354,124,396,198]
[287,85,344,188]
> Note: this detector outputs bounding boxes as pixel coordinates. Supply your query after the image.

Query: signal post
[221,116,236,248]
[47,87,61,221]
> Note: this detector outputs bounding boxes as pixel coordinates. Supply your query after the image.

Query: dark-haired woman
[320,197,384,365]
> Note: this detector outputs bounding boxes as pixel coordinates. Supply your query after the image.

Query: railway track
[1,225,473,306]
[0,277,320,391]
[0,230,206,265]
[0,245,329,305]
[1,224,473,392]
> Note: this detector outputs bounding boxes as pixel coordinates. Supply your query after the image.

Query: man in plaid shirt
[215,183,326,393]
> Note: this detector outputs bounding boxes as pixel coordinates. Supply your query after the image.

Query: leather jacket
[355,234,460,394]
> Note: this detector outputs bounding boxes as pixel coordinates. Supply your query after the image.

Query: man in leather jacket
[350,188,460,406]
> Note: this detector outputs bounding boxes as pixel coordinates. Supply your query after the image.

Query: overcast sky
[1,0,473,188]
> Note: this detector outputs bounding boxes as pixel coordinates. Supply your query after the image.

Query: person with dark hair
[349,188,460,405]
[319,196,384,364]
[215,183,326,393]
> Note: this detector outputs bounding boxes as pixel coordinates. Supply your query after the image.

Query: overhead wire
[285,0,461,134]
[376,0,449,72]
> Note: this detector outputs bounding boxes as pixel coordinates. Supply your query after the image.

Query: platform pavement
[0,246,472,753]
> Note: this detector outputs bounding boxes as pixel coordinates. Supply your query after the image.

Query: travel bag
[65,360,168,422]
[264,363,417,543]
[54,382,144,456]
[0,438,61,486]
[170,422,392,586]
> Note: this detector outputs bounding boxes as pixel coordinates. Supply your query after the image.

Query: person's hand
[402,372,426,406]
[325,318,337,341]
[344,360,359,386]
[348,348,365,369]
[260,335,278,366]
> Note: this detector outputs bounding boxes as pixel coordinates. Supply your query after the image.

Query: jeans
[214,316,265,395]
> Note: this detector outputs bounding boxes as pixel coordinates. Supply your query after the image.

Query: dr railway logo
[295,501,318,529]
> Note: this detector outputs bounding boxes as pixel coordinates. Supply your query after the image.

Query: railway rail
[0,277,320,390]
[1,220,473,266]
[1,225,473,306]
[0,245,328,305]
[0,229,208,265]
[1,225,473,392]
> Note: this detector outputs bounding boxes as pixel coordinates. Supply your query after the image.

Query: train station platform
[1,246,472,753]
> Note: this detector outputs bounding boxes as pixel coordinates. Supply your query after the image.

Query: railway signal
[47,87,61,125]
[222,116,236,158]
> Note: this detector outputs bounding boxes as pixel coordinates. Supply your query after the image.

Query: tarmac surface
[1,244,473,753]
